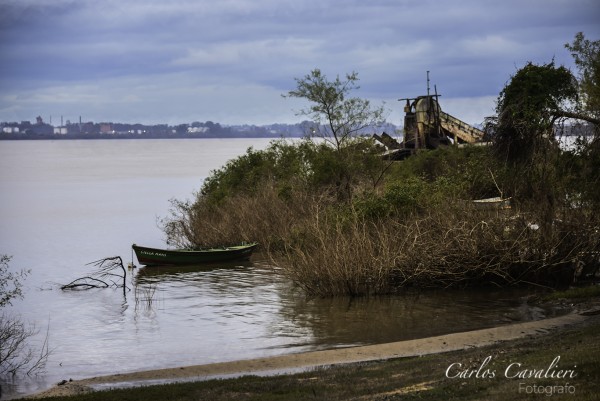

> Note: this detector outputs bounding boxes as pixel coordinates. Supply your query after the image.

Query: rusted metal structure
[401,95,484,149]
[374,73,486,159]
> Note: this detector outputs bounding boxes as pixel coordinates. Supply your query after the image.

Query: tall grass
[278,203,599,296]
[164,181,319,252]
[165,182,599,296]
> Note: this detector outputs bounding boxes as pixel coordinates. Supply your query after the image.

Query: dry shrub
[277,201,400,296]
[277,204,599,296]
[164,181,599,296]
[161,137,600,296]
[163,181,325,252]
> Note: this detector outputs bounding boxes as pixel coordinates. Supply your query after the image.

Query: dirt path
[31,310,592,398]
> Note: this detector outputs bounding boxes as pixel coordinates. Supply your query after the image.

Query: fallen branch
[60,277,109,290]
[61,256,129,295]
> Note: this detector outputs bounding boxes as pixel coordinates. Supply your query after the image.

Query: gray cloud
[1,0,598,125]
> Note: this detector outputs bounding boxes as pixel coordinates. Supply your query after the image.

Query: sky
[0,0,599,127]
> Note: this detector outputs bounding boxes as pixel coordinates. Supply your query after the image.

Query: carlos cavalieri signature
[445,355,577,380]
[445,356,578,395]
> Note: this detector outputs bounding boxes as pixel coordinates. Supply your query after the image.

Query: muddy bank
[29,307,597,399]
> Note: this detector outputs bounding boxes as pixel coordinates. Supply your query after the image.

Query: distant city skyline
[1,1,598,127]
[1,116,399,138]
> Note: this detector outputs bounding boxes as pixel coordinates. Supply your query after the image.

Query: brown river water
[0,139,567,398]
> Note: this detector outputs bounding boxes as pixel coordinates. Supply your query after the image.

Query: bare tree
[62,256,129,297]
[0,314,50,376]
[1,255,49,377]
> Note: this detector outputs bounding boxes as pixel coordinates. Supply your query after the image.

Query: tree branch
[553,110,600,125]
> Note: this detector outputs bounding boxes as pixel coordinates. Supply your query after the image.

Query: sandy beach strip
[31,311,592,398]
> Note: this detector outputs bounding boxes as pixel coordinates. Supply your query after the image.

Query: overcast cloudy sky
[0,0,598,126]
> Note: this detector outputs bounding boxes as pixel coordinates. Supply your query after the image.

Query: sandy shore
[29,309,595,398]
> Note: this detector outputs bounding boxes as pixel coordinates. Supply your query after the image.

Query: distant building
[31,122,53,135]
[187,126,209,134]
[2,126,20,134]
[100,123,113,134]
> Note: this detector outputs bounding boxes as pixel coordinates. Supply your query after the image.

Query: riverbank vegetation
[163,33,600,296]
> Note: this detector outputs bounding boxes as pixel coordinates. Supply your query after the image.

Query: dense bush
[163,135,599,296]
[163,137,386,250]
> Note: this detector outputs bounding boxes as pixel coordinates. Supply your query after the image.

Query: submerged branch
[61,256,129,293]
[61,277,109,290]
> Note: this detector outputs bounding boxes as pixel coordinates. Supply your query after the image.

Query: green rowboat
[132,243,258,266]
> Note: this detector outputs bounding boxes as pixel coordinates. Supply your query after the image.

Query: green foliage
[200,145,277,203]
[199,137,384,206]
[563,33,600,208]
[497,62,577,121]
[566,32,600,118]
[383,178,428,213]
[285,69,386,150]
[485,60,589,212]
[542,285,600,302]
[350,169,487,222]
[163,137,386,248]
[352,192,391,219]
[200,140,311,204]
[386,146,503,200]
[560,137,600,207]
[493,61,578,164]
[337,177,432,222]
[0,255,28,308]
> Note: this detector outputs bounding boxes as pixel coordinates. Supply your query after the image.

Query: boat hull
[132,243,258,266]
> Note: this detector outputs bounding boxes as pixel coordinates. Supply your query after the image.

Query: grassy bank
[32,308,600,400]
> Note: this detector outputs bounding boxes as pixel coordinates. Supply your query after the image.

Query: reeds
[134,282,159,312]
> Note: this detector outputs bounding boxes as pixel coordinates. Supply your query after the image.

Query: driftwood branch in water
[61,277,109,290]
[61,256,129,293]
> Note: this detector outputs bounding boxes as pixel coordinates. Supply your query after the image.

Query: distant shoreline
[0,134,304,141]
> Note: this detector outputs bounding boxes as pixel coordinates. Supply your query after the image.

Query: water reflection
[133,260,566,353]
[2,255,569,399]
[276,289,552,350]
